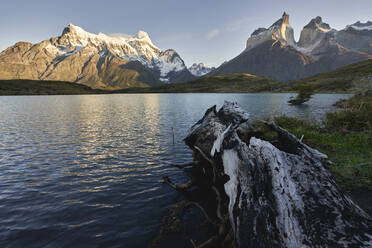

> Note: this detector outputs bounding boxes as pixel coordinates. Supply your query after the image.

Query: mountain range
[0,13,371,88]
[209,12,372,81]
[188,63,216,77]
[0,24,196,89]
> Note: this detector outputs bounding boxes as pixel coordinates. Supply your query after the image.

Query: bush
[326,92,372,132]
[288,85,315,105]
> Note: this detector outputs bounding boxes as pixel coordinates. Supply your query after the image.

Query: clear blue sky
[1,0,371,67]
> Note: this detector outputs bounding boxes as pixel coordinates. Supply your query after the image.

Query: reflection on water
[0,93,349,247]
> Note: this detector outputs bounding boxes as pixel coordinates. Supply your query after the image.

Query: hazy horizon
[1,0,371,67]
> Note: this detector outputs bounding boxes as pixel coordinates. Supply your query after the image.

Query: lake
[0,93,349,248]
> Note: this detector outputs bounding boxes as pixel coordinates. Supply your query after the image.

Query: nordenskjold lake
[0,93,350,248]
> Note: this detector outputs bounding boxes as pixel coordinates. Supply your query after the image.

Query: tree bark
[182,101,372,248]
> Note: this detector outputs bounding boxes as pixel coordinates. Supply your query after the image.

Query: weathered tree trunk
[181,101,372,248]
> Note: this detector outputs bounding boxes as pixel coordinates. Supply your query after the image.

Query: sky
[1,0,371,67]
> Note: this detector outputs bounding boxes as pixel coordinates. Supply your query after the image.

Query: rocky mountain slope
[188,63,215,77]
[0,24,195,89]
[210,13,372,81]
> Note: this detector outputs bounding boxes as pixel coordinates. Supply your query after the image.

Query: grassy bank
[265,92,372,191]
[0,79,106,95]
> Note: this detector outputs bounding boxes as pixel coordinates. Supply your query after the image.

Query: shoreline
[0,91,353,96]
[152,96,372,247]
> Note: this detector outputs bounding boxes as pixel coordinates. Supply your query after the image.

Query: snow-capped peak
[133,30,159,48]
[346,21,372,31]
[48,24,190,83]
[155,49,187,81]
[188,63,215,77]
[58,23,162,62]
[63,23,86,35]
[136,30,150,39]
[61,24,159,49]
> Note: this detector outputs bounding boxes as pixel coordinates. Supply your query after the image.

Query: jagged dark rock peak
[210,13,372,81]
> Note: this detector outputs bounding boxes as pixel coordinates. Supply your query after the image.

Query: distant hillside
[1,60,371,95]
[121,60,372,93]
[1,74,281,95]
[0,79,105,95]
[288,59,372,93]
[118,73,284,93]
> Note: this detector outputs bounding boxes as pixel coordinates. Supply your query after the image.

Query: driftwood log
[164,101,372,248]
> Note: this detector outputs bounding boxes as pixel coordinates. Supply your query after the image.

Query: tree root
[211,186,223,220]
[191,235,219,248]
[162,176,194,191]
[165,161,197,169]
[190,216,232,248]
[194,145,216,183]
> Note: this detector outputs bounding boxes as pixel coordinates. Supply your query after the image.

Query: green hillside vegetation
[118,73,284,93]
[287,59,372,93]
[0,79,105,95]
[120,59,372,94]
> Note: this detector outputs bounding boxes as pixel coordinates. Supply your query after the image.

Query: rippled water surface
[0,93,349,247]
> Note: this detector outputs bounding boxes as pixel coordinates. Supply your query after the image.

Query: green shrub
[269,94,372,190]
[288,85,315,105]
[326,92,372,132]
